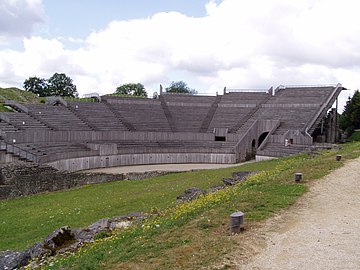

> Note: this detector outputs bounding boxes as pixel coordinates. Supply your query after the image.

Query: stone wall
[0,163,168,200]
[46,152,236,172]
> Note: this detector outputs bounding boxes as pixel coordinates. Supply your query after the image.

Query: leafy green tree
[24,73,78,97]
[47,73,78,97]
[115,83,148,97]
[165,81,197,94]
[23,76,49,96]
[340,90,360,135]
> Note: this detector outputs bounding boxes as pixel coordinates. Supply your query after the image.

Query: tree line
[24,73,78,98]
[114,81,197,97]
[340,90,360,136]
[23,74,197,98]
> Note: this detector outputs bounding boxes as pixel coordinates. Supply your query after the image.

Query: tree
[23,73,78,97]
[23,76,49,96]
[165,81,197,94]
[115,83,148,97]
[47,73,78,97]
[340,90,360,135]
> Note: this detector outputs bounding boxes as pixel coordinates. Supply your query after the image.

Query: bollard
[230,211,244,234]
[336,155,342,161]
[294,172,302,183]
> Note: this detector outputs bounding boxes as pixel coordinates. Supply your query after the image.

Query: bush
[347,130,360,141]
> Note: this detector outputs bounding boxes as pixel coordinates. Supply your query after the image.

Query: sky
[0,0,359,111]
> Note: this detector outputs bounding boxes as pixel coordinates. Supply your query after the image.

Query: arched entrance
[258,132,269,147]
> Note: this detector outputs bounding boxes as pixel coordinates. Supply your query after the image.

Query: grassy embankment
[0,87,97,111]
[0,87,40,112]
[1,142,359,269]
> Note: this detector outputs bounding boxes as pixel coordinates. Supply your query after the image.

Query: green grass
[0,165,266,251]
[1,142,359,269]
[0,103,14,112]
[0,87,40,104]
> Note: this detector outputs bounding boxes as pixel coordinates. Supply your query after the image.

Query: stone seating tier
[166,105,211,133]
[26,104,92,131]
[0,119,18,133]
[162,94,217,104]
[1,112,51,130]
[68,102,128,131]
[108,102,171,132]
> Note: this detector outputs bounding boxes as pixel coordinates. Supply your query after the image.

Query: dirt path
[230,157,360,270]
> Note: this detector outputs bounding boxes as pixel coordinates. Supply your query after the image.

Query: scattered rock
[109,212,147,230]
[210,185,226,192]
[110,221,131,230]
[223,171,255,186]
[87,218,110,235]
[0,250,30,270]
[177,187,207,203]
[43,226,76,253]
[25,242,51,260]
[222,178,237,186]
[232,171,254,181]
[72,228,95,243]
[1,170,255,269]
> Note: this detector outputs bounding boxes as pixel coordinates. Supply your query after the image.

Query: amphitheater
[0,84,344,172]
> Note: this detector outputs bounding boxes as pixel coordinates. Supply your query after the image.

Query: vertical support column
[335,97,339,142]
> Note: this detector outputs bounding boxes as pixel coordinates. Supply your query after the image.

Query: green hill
[0,87,40,112]
[0,87,40,103]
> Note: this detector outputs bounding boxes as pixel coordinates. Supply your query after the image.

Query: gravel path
[233,157,360,270]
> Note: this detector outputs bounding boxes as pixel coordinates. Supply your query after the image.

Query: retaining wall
[46,152,237,172]
[0,163,169,200]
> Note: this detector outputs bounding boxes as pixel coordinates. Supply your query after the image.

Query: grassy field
[1,142,359,269]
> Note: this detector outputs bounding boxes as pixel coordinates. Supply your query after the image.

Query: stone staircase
[159,95,177,132]
[256,142,311,158]
[199,95,222,133]
[66,104,96,131]
[229,95,272,133]
[305,85,343,135]
[102,102,134,131]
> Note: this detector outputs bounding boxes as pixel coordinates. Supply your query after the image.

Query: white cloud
[0,0,44,43]
[1,0,360,110]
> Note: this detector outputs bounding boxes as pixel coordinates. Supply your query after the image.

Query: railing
[225,88,269,93]
[4,100,29,113]
[278,84,338,89]
[161,92,218,96]
[304,83,342,136]
[0,140,38,162]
